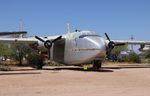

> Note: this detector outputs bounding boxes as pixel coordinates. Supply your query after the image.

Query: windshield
[79,35,101,38]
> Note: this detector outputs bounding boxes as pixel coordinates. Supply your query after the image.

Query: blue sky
[0,0,150,41]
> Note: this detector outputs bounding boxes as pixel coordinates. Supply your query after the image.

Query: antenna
[66,23,70,34]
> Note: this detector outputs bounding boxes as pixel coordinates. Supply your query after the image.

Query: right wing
[0,35,64,45]
[0,37,38,44]
[0,31,27,36]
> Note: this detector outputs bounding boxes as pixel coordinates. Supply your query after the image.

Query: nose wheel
[92,60,102,71]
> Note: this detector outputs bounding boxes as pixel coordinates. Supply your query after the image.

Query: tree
[10,44,28,65]
[11,43,44,69]
[0,43,43,69]
[0,43,13,59]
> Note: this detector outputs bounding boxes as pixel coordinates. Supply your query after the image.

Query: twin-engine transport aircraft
[0,25,150,71]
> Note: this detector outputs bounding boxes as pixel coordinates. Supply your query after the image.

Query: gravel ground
[0,64,150,96]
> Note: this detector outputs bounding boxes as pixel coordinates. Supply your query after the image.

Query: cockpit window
[79,35,101,38]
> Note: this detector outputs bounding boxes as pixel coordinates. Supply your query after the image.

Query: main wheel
[29,55,44,70]
[36,58,44,70]
[92,60,102,71]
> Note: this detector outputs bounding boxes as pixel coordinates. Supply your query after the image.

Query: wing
[112,40,150,45]
[0,31,27,36]
[104,33,150,52]
[0,37,38,44]
[0,35,65,46]
[112,40,150,51]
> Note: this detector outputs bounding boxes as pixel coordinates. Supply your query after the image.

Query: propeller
[105,33,125,55]
[35,36,62,60]
[105,33,115,51]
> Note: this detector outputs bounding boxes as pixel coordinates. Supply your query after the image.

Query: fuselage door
[53,38,65,63]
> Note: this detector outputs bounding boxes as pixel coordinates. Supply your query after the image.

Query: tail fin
[66,23,70,34]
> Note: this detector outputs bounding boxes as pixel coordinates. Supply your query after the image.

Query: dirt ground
[0,64,150,96]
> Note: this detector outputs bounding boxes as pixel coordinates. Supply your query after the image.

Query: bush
[127,52,141,63]
[26,53,44,69]
[145,50,150,59]
[118,52,141,63]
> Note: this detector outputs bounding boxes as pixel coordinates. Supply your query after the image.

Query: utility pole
[131,35,134,52]
[19,19,24,31]
[18,19,25,38]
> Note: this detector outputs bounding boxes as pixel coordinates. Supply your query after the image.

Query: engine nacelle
[139,44,150,51]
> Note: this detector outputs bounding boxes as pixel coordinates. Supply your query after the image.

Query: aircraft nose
[73,36,106,60]
[64,36,107,64]
[86,36,107,58]
[84,36,106,51]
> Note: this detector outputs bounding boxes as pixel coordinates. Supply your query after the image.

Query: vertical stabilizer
[66,23,70,34]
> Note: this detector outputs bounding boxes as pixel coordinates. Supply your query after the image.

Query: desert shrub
[118,52,141,63]
[26,53,44,69]
[145,50,150,59]
[127,52,141,63]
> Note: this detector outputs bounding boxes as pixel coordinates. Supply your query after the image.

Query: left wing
[104,33,150,51]
[112,40,150,45]
[112,40,150,51]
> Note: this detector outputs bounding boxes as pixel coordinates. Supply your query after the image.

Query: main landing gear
[29,54,44,70]
[92,60,102,71]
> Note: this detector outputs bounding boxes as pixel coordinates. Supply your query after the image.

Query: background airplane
[0,25,150,71]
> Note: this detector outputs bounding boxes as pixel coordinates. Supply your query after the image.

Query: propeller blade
[48,48,51,60]
[105,33,111,41]
[105,33,115,56]
[35,35,62,60]
[35,36,45,43]
[52,36,62,42]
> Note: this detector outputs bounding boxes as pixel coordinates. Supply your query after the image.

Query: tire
[92,60,102,71]
[29,55,44,70]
